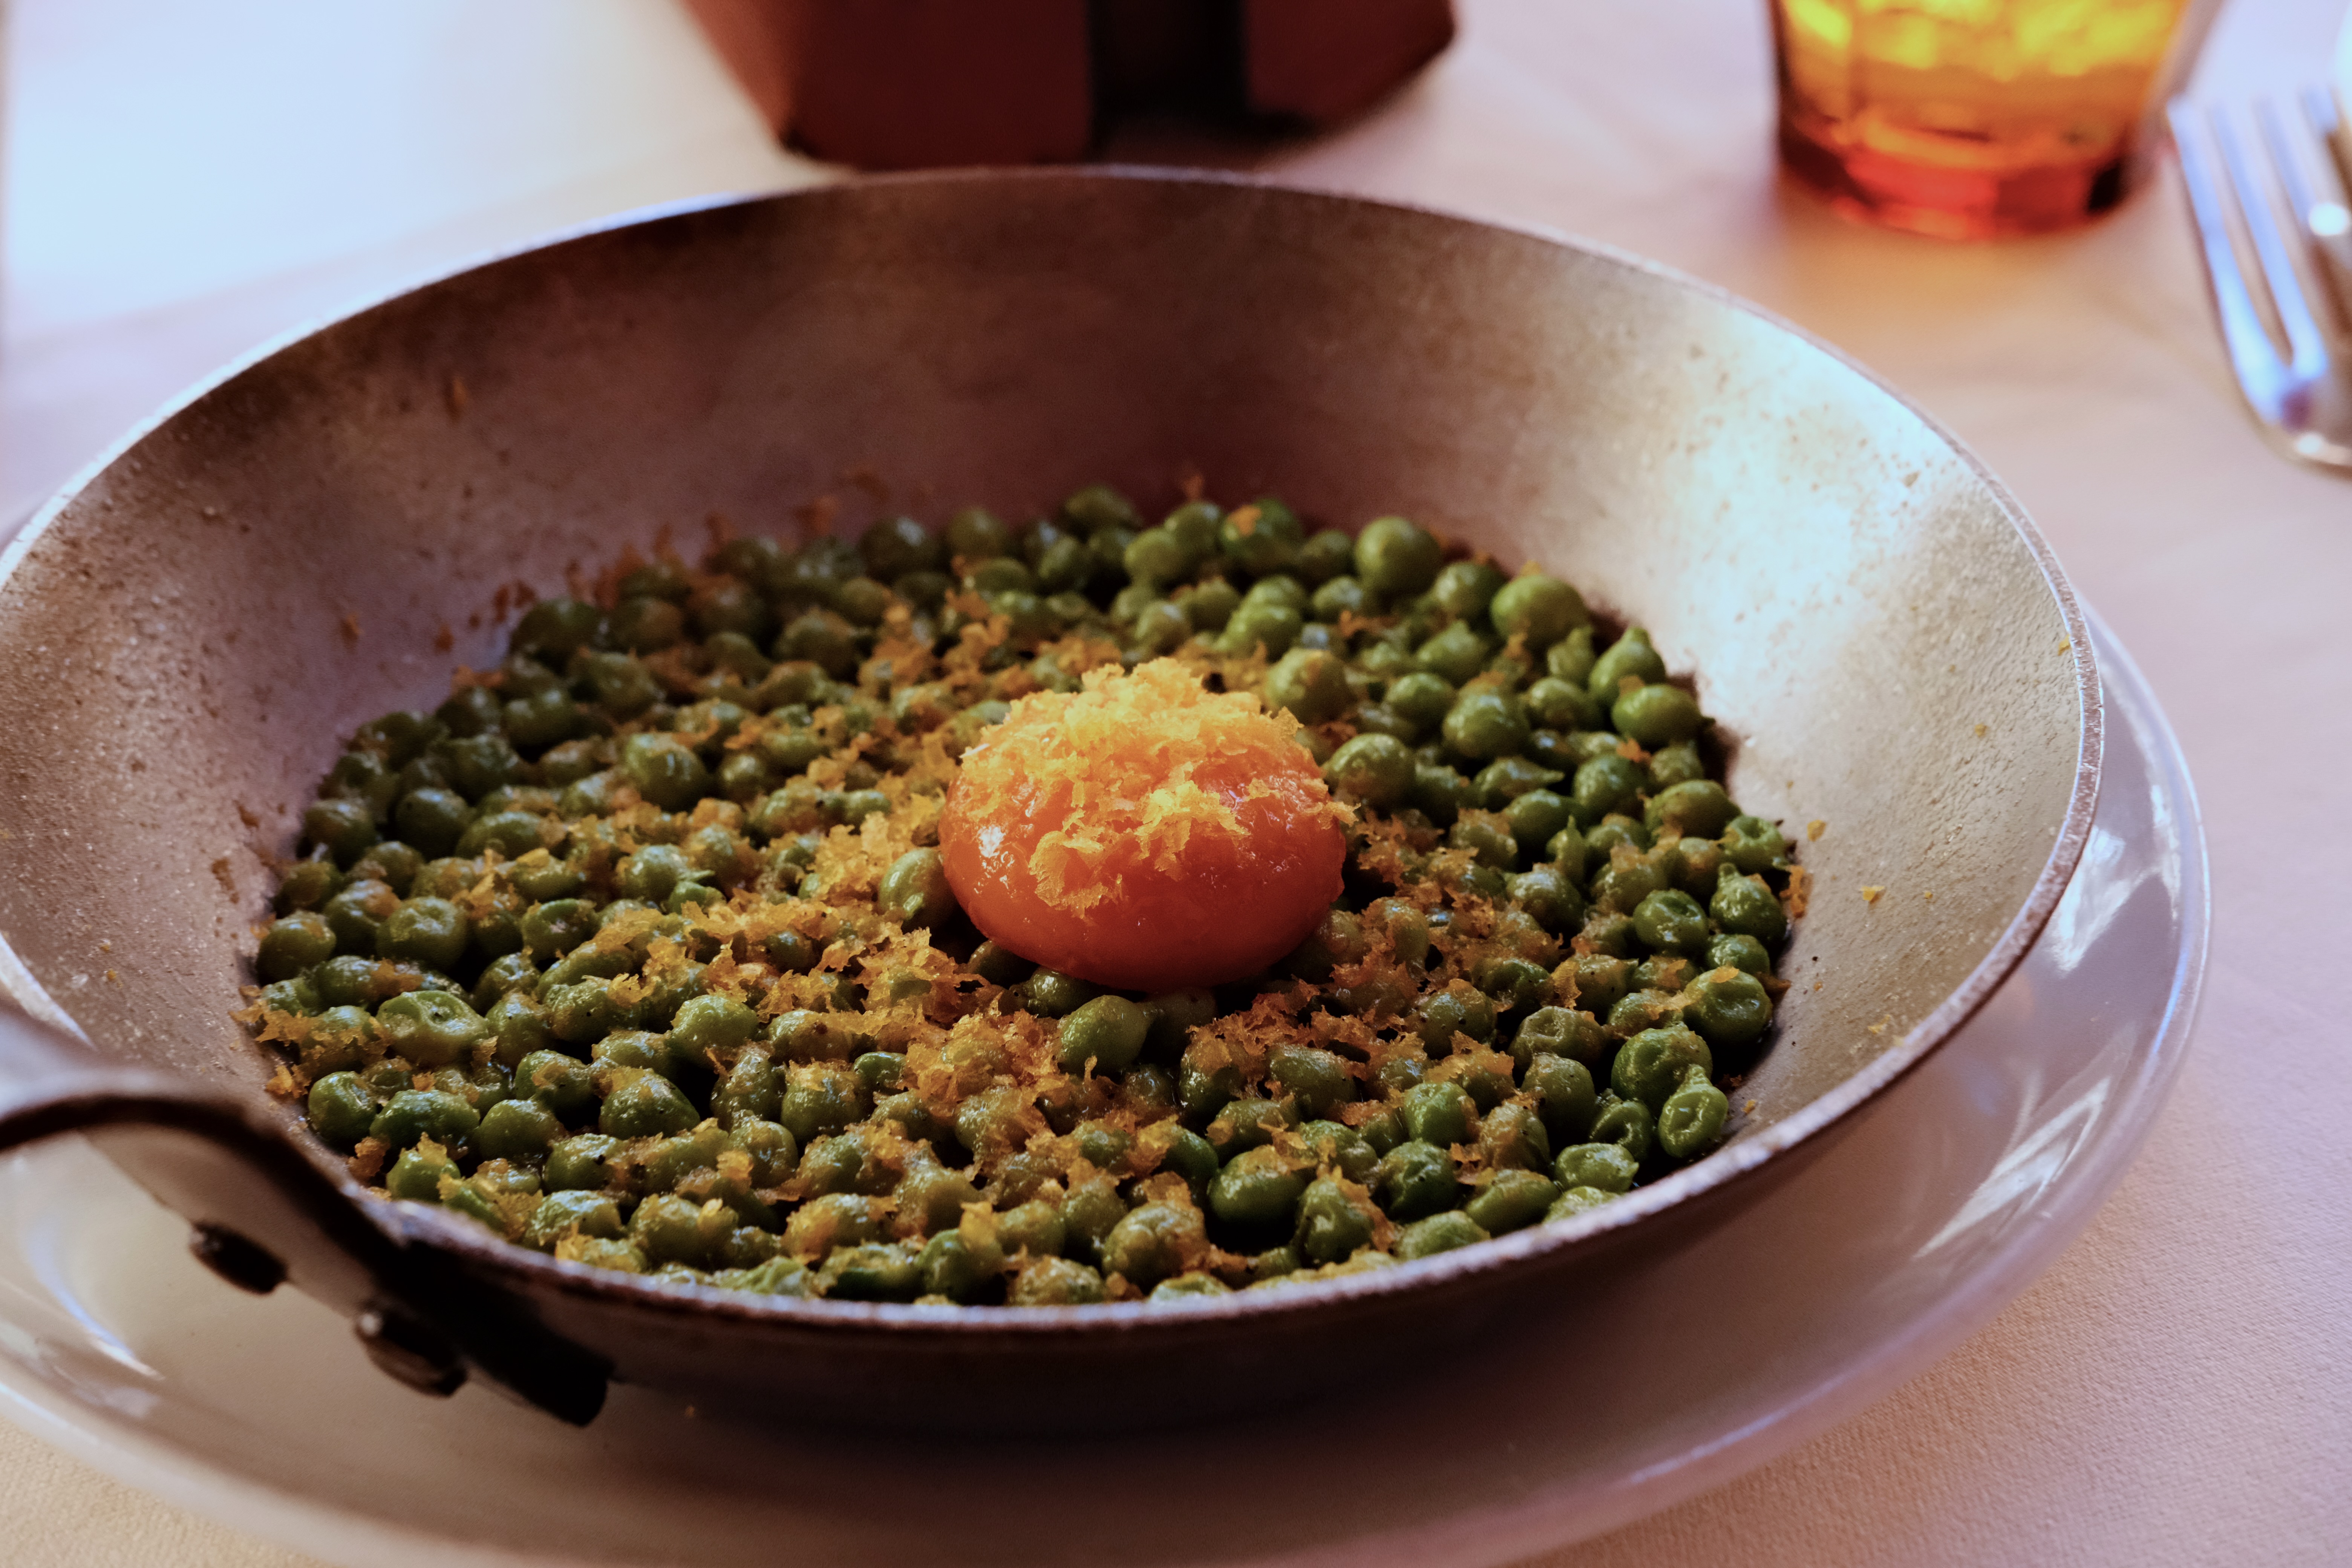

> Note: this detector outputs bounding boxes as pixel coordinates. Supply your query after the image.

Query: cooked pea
[1354,515,1443,596]
[1206,1096,1296,1157]
[1409,760,1474,825]
[384,1142,459,1202]
[1707,933,1772,976]
[1554,1142,1639,1193]
[1401,1081,1477,1147]
[1464,1169,1560,1235]
[1632,888,1711,956]
[1264,648,1351,725]
[1209,1146,1310,1227]
[1712,864,1789,945]
[1009,1257,1104,1306]
[371,1089,478,1151]
[1570,754,1645,826]
[1431,560,1507,621]
[476,1097,562,1161]
[1418,623,1494,687]
[1586,626,1667,701]
[374,989,487,1068]
[877,847,957,928]
[1413,986,1496,1053]
[1611,682,1704,747]
[1476,1103,1553,1173]
[1057,995,1150,1075]
[1589,1094,1655,1161]
[1291,1178,1379,1265]
[1657,1066,1730,1158]
[1648,740,1706,789]
[1721,814,1790,873]
[600,1071,698,1138]
[1396,1211,1488,1260]
[1646,779,1738,839]
[1268,1043,1354,1117]
[1324,733,1414,808]
[1489,574,1588,649]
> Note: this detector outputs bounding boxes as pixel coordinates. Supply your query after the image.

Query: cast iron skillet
[0,170,2098,1430]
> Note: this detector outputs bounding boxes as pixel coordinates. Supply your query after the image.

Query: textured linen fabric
[1,0,2347,1563]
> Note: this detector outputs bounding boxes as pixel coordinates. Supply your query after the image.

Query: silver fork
[2168,89,2352,473]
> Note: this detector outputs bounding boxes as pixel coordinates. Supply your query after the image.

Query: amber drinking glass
[1771,0,2218,239]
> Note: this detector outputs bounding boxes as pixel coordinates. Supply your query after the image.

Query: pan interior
[0,172,2086,1185]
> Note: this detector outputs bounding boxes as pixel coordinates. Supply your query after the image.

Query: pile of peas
[245,487,1798,1306]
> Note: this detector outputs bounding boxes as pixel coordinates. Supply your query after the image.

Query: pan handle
[0,1006,608,1424]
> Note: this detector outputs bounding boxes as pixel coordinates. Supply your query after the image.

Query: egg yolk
[939,659,1349,993]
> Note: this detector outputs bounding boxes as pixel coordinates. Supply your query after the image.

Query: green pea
[260,976,321,1017]
[600,1071,699,1139]
[1129,599,1191,656]
[784,1193,884,1257]
[1591,1093,1654,1161]
[1721,814,1790,874]
[370,1089,479,1151]
[1431,560,1507,621]
[256,913,334,982]
[1100,1202,1206,1288]
[1707,933,1772,976]
[302,798,379,867]
[1592,850,1666,916]
[896,1166,985,1235]
[1684,966,1774,1049]
[1409,761,1473,826]
[1206,1146,1309,1231]
[1441,809,1511,873]
[274,858,346,916]
[1354,516,1443,596]
[1631,887,1711,956]
[1648,740,1706,789]
[1660,833,1724,899]
[874,847,957,929]
[853,1051,906,1095]
[1282,1178,1372,1265]
[1501,865,1580,935]
[1646,779,1738,839]
[1658,1065,1730,1158]
[305,1072,378,1146]
[778,1062,870,1142]
[1293,1121,1379,1184]
[1418,623,1494,688]
[1414,986,1496,1054]
[432,733,522,801]
[1154,1125,1220,1202]
[1476,1103,1553,1173]
[1488,574,1589,649]
[1363,1138,1448,1219]
[1395,1211,1488,1260]
[1213,498,1301,575]
[1608,989,1683,1038]
[1712,864,1789,945]
[1149,1273,1235,1304]
[1175,578,1239,633]
[384,1142,459,1202]
[916,1229,1004,1303]
[1124,527,1191,588]
[1612,1023,1712,1112]
[539,1133,619,1191]
[1020,968,1097,1019]
[1523,1054,1599,1140]
[1268,1043,1354,1117]
[1263,648,1352,726]
[632,1193,732,1269]
[1057,995,1150,1075]
[1401,1080,1478,1147]
[511,1049,592,1117]
[940,505,1013,562]
[1206,1096,1297,1158]
[374,989,487,1068]
[1554,1141,1638,1193]
[1463,1169,1560,1236]
[522,1189,625,1251]
[1571,754,1645,826]
[1310,574,1372,623]
[1586,627,1666,702]
[1220,600,1302,658]
[991,1197,1064,1262]
[475,1097,562,1161]
[1611,683,1704,747]
[375,897,470,973]
[1323,733,1414,808]
[1008,1257,1104,1306]
[520,899,598,964]
[1059,1180,1129,1267]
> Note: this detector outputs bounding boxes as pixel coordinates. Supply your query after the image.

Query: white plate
[0,614,2203,1568]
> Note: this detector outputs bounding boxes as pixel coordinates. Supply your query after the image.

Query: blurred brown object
[681,0,1454,169]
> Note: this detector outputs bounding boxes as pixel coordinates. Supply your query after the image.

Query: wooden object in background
[682,0,1455,168]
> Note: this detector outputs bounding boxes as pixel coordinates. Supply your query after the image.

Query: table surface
[2,1,2346,1563]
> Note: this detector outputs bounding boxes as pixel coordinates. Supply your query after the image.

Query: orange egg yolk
[939,659,1349,993]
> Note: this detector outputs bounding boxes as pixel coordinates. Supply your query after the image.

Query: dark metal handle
[0,1006,607,1424]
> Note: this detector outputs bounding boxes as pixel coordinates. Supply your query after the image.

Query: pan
[0,170,2098,1430]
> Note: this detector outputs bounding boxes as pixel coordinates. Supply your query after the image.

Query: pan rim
[0,166,2101,1339]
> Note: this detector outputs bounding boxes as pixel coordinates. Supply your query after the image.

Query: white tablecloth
[2,0,2345,1562]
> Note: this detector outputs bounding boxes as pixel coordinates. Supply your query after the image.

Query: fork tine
[2218,102,2329,372]
[2168,100,2289,389]
[2290,87,2352,326]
